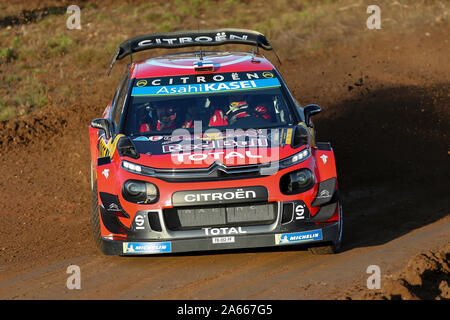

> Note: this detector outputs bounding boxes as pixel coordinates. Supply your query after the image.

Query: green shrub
[0,48,17,63]
[47,35,75,55]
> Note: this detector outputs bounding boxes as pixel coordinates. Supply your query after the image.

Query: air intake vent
[281,203,293,224]
[148,211,162,232]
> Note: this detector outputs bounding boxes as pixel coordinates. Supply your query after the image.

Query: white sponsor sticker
[275,229,323,245]
[212,236,235,244]
[148,136,164,141]
[122,242,171,254]
[102,169,110,179]
[135,215,145,230]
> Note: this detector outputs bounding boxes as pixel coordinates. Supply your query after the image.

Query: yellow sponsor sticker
[107,134,125,157]
[136,79,148,87]
[98,138,109,157]
[202,132,225,140]
[285,128,293,145]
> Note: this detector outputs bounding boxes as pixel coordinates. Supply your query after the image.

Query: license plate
[212,236,235,244]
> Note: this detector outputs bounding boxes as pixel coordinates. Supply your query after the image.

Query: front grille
[164,202,277,230]
[122,160,284,182]
[150,162,279,182]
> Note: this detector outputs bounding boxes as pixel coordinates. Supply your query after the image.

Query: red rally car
[89,29,343,255]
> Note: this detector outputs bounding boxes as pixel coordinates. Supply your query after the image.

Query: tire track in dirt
[151,251,318,299]
[0,25,448,299]
[0,214,447,299]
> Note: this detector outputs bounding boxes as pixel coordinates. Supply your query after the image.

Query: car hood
[128,128,301,169]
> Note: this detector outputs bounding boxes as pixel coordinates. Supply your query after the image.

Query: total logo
[203,227,247,236]
[173,150,262,163]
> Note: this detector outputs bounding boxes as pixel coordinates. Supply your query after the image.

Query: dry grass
[0,0,447,120]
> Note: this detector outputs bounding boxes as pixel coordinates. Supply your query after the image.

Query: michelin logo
[275,230,323,245]
[123,242,172,254]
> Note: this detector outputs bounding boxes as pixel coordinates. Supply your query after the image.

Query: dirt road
[0,22,448,299]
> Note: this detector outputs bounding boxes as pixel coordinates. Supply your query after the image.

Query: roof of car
[131,51,275,79]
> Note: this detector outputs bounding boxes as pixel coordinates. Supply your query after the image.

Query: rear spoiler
[108,29,272,75]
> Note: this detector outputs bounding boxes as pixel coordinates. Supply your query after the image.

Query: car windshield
[124,70,296,136]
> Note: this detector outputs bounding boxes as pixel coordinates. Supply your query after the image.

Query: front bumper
[101,220,340,255]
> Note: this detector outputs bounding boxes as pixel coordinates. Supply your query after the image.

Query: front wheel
[308,204,343,255]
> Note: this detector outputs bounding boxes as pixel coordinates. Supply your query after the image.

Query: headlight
[280,148,310,168]
[122,160,155,175]
[291,149,310,164]
[122,160,142,173]
[122,180,159,204]
[280,168,315,195]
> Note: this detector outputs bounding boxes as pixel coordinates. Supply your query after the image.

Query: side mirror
[91,118,112,139]
[303,104,322,127]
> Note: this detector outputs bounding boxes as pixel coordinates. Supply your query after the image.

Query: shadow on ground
[315,84,450,250]
[0,6,68,28]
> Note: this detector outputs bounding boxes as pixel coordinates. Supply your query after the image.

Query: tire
[90,180,103,252]
[308,203,343,255]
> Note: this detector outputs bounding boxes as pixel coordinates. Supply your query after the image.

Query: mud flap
[95,159,124,238]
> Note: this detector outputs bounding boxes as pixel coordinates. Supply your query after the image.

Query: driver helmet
[226,95,250,123]
[155,102,177,131]
[254,105,272,122]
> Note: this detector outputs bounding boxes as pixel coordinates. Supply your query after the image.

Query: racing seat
[207,96,229,127]
[137,105,154,133]
[209,109,228,126]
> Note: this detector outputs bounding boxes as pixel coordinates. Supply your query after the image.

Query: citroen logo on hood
[210,161,226,174]
[213,161,225,168]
